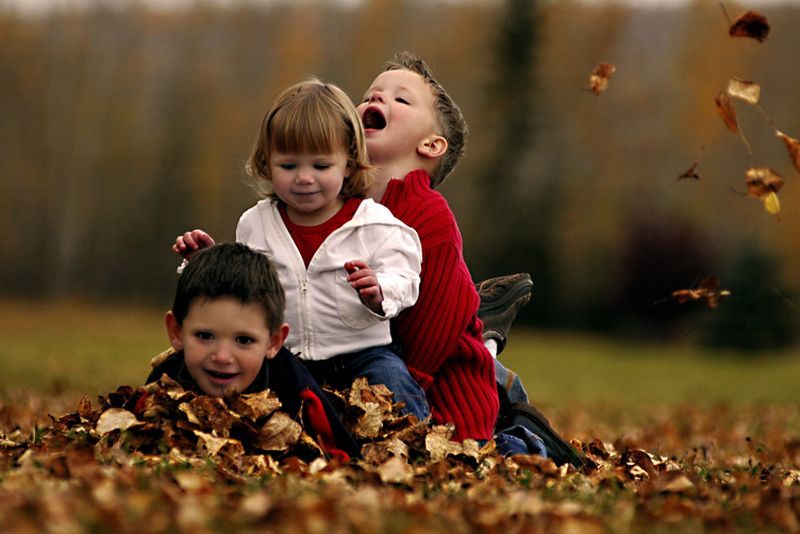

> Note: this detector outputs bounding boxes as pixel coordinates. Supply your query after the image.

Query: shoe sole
[478,277,533,316]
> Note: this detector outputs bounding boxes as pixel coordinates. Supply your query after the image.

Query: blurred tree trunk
[475,0,556,325]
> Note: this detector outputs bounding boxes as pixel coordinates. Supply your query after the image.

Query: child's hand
[344,260,384,315]
[172,229,216,260]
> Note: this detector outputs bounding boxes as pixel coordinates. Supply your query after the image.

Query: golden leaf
[715,92,739,132]
[96,408,142,435]
[764,191,780,215]
[745,167,784,198]
[589,62,615,95]
[377,456,414,485]
[727,78,760,105]
[253,412,302,451]
[776,131,800,173]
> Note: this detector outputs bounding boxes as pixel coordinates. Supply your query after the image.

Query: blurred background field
[0,0,798,415]
[1,0,799,349]
[2,300,797,412]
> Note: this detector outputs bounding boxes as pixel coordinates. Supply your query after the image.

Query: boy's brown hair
[172,243,285,334]
[385,51,468,189]
[247,79,373,199]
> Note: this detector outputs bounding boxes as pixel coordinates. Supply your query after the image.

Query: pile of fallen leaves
[1,380,799,533]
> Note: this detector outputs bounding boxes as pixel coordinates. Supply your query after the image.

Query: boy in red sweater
[355,52,500,442]
[358,53,584,466]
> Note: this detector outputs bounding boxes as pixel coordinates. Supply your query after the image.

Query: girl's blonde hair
[246,79,373,199]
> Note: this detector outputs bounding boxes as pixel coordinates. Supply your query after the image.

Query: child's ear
[165,311,184,352]
[265,322,290,359]
[417,134,448,160]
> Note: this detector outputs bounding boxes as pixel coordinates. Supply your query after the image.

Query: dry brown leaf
[671,276,731,309]
[589,62,616,95]
[776,131,800,173]
[715,92,739,132]
[194,430,245,458]
[745,167,784,198]
[425,425,462,462]
[253,412,302,451]
[376,456,414,485]
[677,161,700,181]
[727,78,761,105]
[231,390,282,422]
[95,408,142,435]
[729,10,770,42]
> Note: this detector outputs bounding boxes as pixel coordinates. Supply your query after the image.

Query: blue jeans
[302,344,430,422]
[495,359,530,404]
[495,426,548,457]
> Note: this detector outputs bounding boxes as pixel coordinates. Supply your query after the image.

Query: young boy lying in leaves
[146,242,360,461]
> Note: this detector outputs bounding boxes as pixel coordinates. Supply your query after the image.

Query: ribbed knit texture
[381,169,498,440]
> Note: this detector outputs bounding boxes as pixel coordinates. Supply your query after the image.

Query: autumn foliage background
[1,0,800,531]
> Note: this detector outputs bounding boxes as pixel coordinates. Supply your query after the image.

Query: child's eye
[195,331,214,341]
[278,163,296,170]
[313,163,332,170]
[236,336,255,345]
[396,97,409,105]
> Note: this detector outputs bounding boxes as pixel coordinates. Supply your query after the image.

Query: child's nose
[368,91,385,104]
[212,344,234,364]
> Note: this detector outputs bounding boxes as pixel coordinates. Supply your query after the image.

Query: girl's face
[270,149,350,226]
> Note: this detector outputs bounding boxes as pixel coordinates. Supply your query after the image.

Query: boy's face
[165,296,288,396]
[357,69,439,165]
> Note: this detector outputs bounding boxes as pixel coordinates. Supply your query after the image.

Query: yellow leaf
[727,78,761,105]
[96,408,142,435]
[764,191,780,215]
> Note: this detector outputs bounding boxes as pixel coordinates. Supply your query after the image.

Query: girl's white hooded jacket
[236,197,422,361]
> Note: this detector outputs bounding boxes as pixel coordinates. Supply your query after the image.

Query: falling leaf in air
[589,62,616,95]
[671,276,731,309]
[729,10,770,42]
[745,167,783,198]
[763,191,780,215]
[776,131,800,173]
[727,78,761,105]
[678,161,701,181]
[715,92,739,132]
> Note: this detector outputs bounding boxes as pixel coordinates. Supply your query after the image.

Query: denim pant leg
[495,425,548,457]
[494,359,530,405]
[346,345,430,421]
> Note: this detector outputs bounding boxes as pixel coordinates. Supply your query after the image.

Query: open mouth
[206,369,238,380]
[362,107,386,130]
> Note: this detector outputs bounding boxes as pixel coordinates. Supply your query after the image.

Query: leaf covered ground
[1,378,799,534]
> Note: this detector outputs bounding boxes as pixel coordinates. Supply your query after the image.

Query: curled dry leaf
[729,10,770,42]
[776,131,800,173]
[253,412,302,451]
[727,78,761,105]
[589,62,616,95]
[745,167,783,198]
[671,276,731,309]
[230,390,282,422]
[677,161,700,181]
[715,92,739,132]
[95,408,142,435]
[376,456,414,485]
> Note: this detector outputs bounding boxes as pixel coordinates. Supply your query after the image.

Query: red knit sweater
[381,169,499,440]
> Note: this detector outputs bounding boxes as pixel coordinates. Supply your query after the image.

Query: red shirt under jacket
[380,169,499,441]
